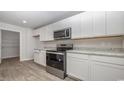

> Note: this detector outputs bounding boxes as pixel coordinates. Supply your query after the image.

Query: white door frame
[0,29,20,62]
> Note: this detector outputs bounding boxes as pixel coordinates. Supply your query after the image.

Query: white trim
[0,22,34,61]
[20,58,33,62]
[2,56,19,59]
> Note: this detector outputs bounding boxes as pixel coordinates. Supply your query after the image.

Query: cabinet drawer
[90,55,124,66]
[67,53,89,60]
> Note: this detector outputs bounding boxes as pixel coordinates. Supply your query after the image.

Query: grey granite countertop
[34,47,124,57]
[67,48,124,58]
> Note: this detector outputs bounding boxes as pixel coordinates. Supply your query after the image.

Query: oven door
[46,52,65,71]
[54,30,66,39]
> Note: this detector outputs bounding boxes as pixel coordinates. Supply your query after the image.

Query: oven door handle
[47,52,64,55]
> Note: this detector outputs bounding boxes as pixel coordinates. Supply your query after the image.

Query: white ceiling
[0,11,82,29]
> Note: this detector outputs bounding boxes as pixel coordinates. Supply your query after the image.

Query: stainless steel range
[46,44,73,79]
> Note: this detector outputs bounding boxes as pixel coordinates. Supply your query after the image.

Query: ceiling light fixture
[22,20,27,24]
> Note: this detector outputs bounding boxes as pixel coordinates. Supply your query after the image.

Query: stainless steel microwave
[54,27,71,40]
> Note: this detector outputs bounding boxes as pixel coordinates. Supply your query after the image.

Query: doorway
[1,30,20,62]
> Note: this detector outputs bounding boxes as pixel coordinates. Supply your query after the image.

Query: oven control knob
[58,59,62,62]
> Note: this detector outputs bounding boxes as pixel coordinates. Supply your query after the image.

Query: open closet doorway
[1,30,20,63]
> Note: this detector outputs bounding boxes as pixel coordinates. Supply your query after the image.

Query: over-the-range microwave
[54,27,71,40]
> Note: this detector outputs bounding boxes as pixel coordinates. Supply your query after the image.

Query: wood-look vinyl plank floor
[0,58,73,81]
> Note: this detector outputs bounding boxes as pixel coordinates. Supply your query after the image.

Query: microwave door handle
[68,28,71,38]
[69,28,70,35]
[65,29,67,37]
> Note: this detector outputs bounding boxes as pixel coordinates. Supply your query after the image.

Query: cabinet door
[52,21,64,31]
[67,55,89,80]
[106,11,124,35]
[70,14,82,39]
[81,12,93,37]
[34,52,39,63]
[91,61,124,81]
[40,27,47,41]
[93,12,106,36]
[39,51,46,66]
[45,25,54,41]
[52,18,71,31]
[40,25,54,41]
[52,14,82,39]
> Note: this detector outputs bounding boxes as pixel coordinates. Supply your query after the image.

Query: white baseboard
[2,56,19,59]
[0,58,1,64]
[20,58,33,62]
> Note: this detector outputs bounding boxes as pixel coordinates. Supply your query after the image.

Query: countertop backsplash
[34,36,124,53]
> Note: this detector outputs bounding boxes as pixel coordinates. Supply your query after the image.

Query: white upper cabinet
[45,25,54,41]
[69,14,82,39]
[106,11,124,35]
[81,12,93,37]
[52,20,70,31]
[32,29,40,37]
[52,13,82,39]
[35,11,124,41]
[40,25,54,41]
[92,12,106,36]
[40,27,47,41]
[58,18,71,29]
[81,11,106,38]
[52,21,63,31]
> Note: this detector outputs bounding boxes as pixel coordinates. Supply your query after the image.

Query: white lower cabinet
[90,55,124,81]
[67,53,89,80]
[34,52,39,63]
[34,51,46,66]
[91,61,124,81]
[67,52,124,81]
[39,50,46,66]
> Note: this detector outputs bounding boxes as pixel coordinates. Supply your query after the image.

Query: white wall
[0,22,34,61]
[1,30,19,59]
